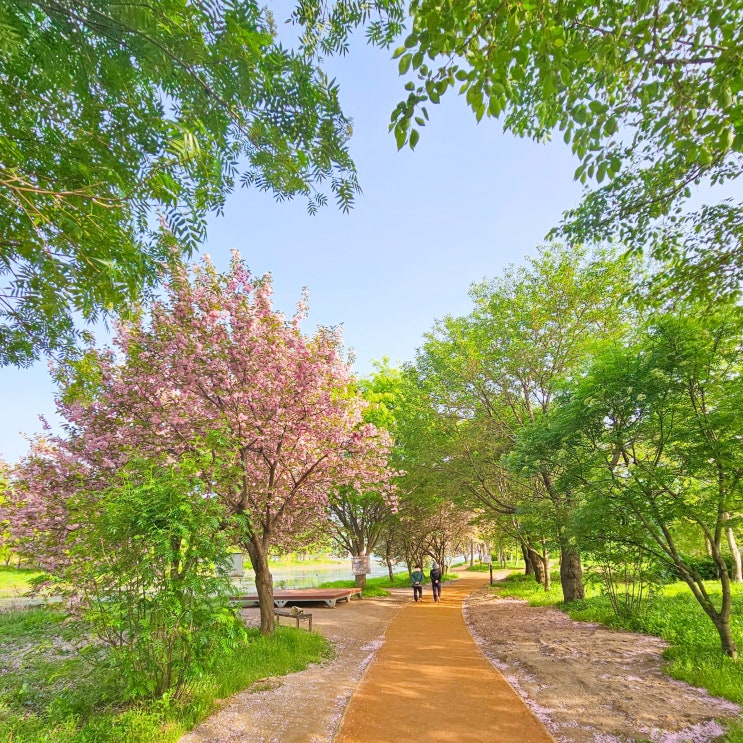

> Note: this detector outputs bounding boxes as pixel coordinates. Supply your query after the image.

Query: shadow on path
[334,570,555,743]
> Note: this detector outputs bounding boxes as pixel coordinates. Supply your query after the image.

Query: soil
[180,570,741,743]
[464,585,740,743]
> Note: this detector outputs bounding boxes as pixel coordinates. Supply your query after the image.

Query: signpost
[483,544,493,585]
[352,555,371,576]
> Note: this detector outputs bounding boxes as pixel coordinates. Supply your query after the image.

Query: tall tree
[328,486,393,589]
[530,303,743,656]
[11,253,393,634]
[387,1,743,299]
[0,1,367,365]
[412,244,635,601]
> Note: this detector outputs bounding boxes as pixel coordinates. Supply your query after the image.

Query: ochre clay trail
[334,571,555,743]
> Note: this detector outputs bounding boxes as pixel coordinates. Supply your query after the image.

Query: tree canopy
[387,0,743,297]
[7,252,394,633]
[0,1,365,366]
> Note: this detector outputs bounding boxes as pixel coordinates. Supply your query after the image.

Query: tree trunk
[723,515,742,583]
[559,543,585,602]
[386,555,394,583]
[246,538,274,635]
[541,546,550,592]
[711,615,738,658]
[522,544,535,577]
[355,572,367,589]
[526,546,544,585]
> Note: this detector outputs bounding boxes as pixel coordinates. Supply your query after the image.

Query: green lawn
[0,565,41,598]
[0,606,330,743]
[465,561,522,572]
[494,571,743,742]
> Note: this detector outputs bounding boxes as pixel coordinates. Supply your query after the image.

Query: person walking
[430,560,442,602]
[410,565,424,602]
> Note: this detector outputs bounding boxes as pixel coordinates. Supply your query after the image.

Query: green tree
[411,244,636,601]
[326,361,405,588]
[388,0,743,298]
[0,1,362,365]
[64,456,243,699]
[328,485,393,589]
[532,303,743,656]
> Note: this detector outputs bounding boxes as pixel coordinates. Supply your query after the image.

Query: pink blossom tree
[3,435,89,573]
[46,252,393,633]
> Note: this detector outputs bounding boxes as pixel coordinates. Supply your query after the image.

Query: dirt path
[334,571,555,743]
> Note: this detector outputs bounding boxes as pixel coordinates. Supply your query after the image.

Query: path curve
[334,570,555,743]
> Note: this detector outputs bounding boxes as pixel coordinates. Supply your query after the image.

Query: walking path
[334,570,555,743]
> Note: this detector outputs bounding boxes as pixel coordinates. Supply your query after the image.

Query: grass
[318,569,459,597]
[494,571,743,741]
[0,606,330,743]
[465,561,522,572]
[0,565,42,598]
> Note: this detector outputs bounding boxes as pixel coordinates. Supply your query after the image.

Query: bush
[0,607,330,743]
[60,457,244,700]
[674,554,734,581]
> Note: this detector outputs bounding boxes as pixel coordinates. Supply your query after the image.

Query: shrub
[61,457,244,700]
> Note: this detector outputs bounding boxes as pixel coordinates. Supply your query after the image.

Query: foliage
[388,0,743,299]
[0,606,329,743]
[530,299,743,655]
[62,457,243,700]
[409,243,636,600]
[8,252,393,635]
[0,1,364,365]
[0,457,10,565]
[325,361,404,582]
[586,550,660,621]
[327,486,392,560]
[675,555,736,582]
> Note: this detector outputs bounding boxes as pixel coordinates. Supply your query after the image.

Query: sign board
[482,548,492,564]
[227,553,244,577]
[352,555,371,575]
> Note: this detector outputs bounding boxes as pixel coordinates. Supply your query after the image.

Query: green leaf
[394,122,408,149]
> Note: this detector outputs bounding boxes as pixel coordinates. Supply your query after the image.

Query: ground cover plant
[493,571,743,739]
[0,606,330,743]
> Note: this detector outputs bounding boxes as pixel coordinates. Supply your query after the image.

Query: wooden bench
[274,608,312,632]
[230,587,362,608]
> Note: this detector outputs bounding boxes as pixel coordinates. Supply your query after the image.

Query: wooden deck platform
[230,587,362,608]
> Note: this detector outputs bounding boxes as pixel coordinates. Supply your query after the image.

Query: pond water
[230,558,394,592]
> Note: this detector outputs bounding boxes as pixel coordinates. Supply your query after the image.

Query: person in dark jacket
[410,565,424,602]
[430,560,442,602]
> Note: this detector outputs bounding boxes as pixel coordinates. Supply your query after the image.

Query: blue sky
[0,30,585,464]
